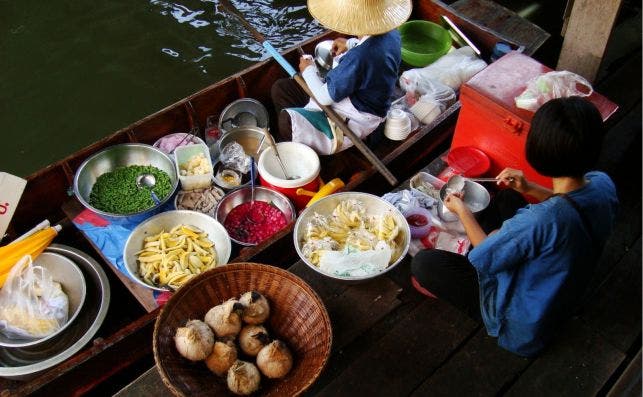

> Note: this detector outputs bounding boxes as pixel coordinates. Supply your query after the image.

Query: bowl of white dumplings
[293,192,410,282]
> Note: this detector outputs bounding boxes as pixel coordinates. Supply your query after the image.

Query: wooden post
[557,0,623,83]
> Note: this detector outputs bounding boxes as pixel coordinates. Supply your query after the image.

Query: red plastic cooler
[450,52,618,188]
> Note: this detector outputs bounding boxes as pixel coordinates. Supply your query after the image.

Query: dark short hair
[526,96,605,177]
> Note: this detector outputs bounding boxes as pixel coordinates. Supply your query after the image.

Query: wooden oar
[218,0,398,186]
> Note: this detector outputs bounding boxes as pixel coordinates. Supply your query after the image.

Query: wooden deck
[113,2,642,396]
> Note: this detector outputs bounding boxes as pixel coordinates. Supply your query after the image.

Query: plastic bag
[220,141,251,174]
[0,255,69,339]
[399,46,487,93]
[514,70,593,112]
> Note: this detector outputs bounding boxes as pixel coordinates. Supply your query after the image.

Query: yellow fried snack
[135,224,217,289]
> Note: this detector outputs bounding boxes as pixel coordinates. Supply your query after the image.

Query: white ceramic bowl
[123,210,232,291]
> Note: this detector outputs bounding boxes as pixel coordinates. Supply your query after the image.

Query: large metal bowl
[73,143,179,224]
[438,179,490,222]
[0,244,110,381]
[218,98,269,135]
[294,192,411,282]
[215,186,296,246]
[218,126,270,159]
[123,210,232,292]
[0,252,86,348]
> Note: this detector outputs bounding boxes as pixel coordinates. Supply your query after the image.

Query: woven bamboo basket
[153,262,332,396]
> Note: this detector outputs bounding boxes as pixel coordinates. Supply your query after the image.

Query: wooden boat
[0,1,550,394]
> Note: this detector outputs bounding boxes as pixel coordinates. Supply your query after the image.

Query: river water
[1,0,324,177]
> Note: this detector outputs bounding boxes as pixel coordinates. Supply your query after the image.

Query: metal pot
[438,179,490,222]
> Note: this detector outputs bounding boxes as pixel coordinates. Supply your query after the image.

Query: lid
[446,146,491,177]
[218,98,269,134]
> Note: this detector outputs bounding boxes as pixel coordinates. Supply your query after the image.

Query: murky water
[1,0,323,177]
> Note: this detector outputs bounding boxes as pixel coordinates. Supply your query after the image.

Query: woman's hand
[331,38,348,56]
[444,192,468,215]
[496,168,528,193]
[298,56,314,73]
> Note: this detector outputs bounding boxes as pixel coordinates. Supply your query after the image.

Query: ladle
[446,174,513,195]
[262,129,298,180]
[135,173,161,205]
[246,158,265,224]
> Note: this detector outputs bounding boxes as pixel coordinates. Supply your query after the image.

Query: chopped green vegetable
[89,165,172,214]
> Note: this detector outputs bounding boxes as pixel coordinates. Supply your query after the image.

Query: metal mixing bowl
[218,98,269,135]
[438,179,490,222]
[215,186,296,246]
[294,192,411,283]
[123,210,232,292]
[73,143,179,224]
[314,40,334,71]
[0,252,86,348]
[218,126,270,159]
[0,244,110,381]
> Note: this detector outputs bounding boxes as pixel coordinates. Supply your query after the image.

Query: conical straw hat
[308,0,412,36]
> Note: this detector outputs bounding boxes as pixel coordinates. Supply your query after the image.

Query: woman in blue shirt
[411,97,618,357]
[270,0,409,155]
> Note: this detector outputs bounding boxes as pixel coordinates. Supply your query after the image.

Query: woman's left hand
[299,56,314,73]
[444,192,468,215]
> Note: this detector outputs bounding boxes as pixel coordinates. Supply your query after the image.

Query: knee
[271,78,291,104]
[411,249,439,279]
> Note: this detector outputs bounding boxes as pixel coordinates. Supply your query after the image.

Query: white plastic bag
[0,255,69,339]
[399,46,487,93]
[514,70,593,112]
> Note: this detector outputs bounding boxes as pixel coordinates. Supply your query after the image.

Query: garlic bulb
[205,339,237,376]
[174,319,214,361]
[238,324,270,356]
[256,340,293,378]
[205,299,244,338]
[239,291,270,325]
[227,360,261,396]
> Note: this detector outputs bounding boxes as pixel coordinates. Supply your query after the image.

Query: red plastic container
[451,52,618,189]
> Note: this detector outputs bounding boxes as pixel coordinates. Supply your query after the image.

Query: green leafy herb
[89,165,172,214]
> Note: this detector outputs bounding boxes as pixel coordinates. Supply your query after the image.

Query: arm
[496,168,553,202]
[444,193,487,246]
[299,57,333,106]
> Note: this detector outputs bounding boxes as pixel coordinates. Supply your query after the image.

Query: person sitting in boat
[271,0,411,155]
[411,97,618,357]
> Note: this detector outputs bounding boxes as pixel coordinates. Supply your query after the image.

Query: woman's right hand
[496,168,529,193]
[331,38,348,56]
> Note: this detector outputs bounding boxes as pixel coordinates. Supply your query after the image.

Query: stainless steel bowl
[218,98,269,135]
[314,40,334,71]
[294,192,411,282]
[218,126,270,159]
[0,244,110,381]
[438,180,490,222]
[0,252,86,348]
[73,143,179,224]
[215,186,296,246]
[123,210,232,292]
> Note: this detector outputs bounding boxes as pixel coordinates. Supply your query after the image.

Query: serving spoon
[262,129,298,180]
[136,173,161,205]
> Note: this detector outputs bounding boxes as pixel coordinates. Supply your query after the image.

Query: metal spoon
[135,173,161,205]
[246,157,265,224]
[262,129,298,180]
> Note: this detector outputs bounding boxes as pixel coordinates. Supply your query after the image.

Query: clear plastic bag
[0,255,69,339]
[399,46,487,93]
[220,141,251,174]
[514,70,593,112]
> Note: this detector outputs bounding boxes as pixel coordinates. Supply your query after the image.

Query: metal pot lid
[218,98,270,135]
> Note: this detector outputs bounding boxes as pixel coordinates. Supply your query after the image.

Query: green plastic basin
[399,20,452,67]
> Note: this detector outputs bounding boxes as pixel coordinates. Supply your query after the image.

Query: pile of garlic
[173,291,293,395]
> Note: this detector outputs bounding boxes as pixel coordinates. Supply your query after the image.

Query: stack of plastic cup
[384,108,412,141]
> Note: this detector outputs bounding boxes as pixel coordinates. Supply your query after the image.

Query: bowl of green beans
[73,144,179,224]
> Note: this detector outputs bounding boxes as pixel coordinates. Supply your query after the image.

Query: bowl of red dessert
[215,186,296,246]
